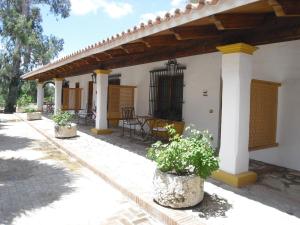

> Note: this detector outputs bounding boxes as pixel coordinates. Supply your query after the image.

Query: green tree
[0,0,71,112]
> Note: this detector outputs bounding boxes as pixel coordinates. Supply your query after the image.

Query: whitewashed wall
[112,53,222,146]
[250,40,300,171]
[66,39,300,171]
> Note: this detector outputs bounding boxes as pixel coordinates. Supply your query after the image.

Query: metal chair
[121,107,139,137]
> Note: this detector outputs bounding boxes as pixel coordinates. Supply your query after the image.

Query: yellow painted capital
[53,77,64,81]
[36,79,43,84]
[94,69,112,75]
[216,43,258,55]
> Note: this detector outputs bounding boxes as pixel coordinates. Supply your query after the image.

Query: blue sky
[41,0,187,58]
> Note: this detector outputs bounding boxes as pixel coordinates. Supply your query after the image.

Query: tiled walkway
[15,114,300,225]
[0,114,161,225]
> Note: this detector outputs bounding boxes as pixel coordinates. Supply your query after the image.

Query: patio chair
[76,104,94,125]
[121,107,139,137]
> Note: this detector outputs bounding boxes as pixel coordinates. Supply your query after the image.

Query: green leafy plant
[147,126,219,179]
[24,105,37,113]
[52,111,73,127]
[16,94,33,107]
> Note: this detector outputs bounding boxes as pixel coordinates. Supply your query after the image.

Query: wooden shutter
[249,79,281,150]
[62,88,82,110]
[108,85,135,120]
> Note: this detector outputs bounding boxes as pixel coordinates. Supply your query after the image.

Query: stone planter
[54,123,77,138]
[16,106,25,113]
[153,169,204,208]
[26,112,42,121]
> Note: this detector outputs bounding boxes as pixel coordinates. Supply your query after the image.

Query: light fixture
[166,59,178,76]
[91,73,96,84]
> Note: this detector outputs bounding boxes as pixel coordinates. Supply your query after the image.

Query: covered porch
[23,0,300,188]
[15,113,300,223]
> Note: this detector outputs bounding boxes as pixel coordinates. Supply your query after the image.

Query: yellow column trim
[94,69,112,75]
[216,43,258,55]
[211,169,257,188]
[35,79,43,84]
[53,78,64,81]
[91,128,113,135]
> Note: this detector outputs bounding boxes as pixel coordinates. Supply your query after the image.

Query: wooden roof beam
[170,25,219,40]
[269,0,300,17]
[105,48,128,57]
[142,35,181,47]
[120,43,147,53]
[211,13,266,30]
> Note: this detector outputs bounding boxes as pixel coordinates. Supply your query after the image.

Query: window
[249,79,281,150]
[149,60,185,121]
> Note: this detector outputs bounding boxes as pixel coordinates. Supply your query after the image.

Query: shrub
[17,94,33,107]
[24,105,38,113]
[147,126,219,179]
[52,111,73,127]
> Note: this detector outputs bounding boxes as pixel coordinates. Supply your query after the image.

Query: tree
[0,0,71,112]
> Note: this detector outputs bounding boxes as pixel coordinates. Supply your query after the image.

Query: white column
[214,43,257,187]
[54,78,63,114]
[92,69,112,134]
[36,82,44,112]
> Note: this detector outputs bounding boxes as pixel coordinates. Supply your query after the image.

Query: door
[87,81,93,113]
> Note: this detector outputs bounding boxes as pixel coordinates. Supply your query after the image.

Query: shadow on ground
[0,158,75,225]
[0,132,34,151]
[192,192,232,219]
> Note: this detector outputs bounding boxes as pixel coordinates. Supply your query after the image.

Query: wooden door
[249,79,280,150]
[75,82,80,110]
[88,81,93,113]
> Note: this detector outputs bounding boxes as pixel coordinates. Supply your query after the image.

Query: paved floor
[0,114,161,225]
[14,114,300,225]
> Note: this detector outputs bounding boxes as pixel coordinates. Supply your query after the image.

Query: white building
[22,0,300,187]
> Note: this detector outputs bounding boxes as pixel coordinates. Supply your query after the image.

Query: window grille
[149,60,185,121]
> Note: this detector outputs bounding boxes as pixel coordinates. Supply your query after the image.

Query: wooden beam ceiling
[142,35,180,47]
[269,0,300,17]
[211,13,266,30]
[30,5,300,81]
[169,25,219,40]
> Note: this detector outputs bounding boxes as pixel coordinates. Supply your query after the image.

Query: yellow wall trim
[217,43,258,55]
[91,128,113,135]
[211,170,257,188]
[94,69,112,75]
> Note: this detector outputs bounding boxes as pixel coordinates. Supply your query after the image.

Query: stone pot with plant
[25,106,42,121]
[147,126,219,209]
[52,111,77,138]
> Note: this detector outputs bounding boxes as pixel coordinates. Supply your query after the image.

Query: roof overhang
[22,0,300,82]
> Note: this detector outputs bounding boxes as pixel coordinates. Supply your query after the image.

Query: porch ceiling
[22,0,300,82]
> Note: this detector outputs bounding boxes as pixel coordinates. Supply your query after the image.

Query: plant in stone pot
[24,106,42,121]
[52,111,77,138]
[147,126,219,208]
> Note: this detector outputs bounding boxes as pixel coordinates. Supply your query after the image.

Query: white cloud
[140,10,168,23]
[70,0,133,18]
[140,0,187,23]
[170,0,185,7]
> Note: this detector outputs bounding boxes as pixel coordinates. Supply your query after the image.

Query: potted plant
[147,126,219,208]
[52,111,77,138]
[24,106,42,121]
